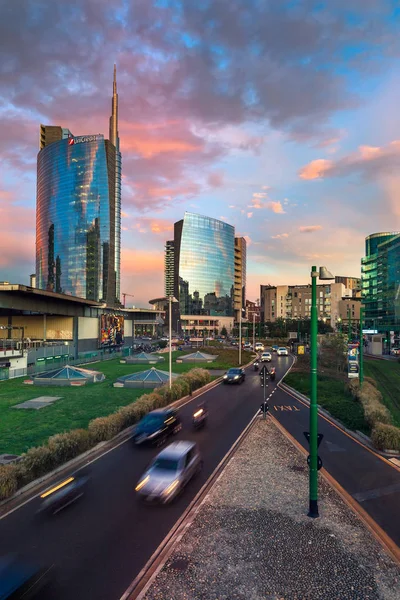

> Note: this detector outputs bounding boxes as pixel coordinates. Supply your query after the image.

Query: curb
[121,408,261,600]
[278,381,400,460]
[269,414,400,567]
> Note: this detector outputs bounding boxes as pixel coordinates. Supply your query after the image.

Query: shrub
[349,380,392,427]
[0,465,19,500]
[371,423,400,451]
[20,446,55,479]
[118,403,144,428]
[48,429,92,464]
[88,413,125,443]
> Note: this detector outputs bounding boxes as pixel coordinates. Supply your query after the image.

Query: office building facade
[164,241,175,297]
[36,67,121,305]
[165,213,236,327]
[234,237,247,322]
[362,232,400,334]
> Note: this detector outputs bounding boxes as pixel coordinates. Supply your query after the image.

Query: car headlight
[234,375,239,379]
[223,375,228,379]
[135,475,149,492]
[163,479,179,496]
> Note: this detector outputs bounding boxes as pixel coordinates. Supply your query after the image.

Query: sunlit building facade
[167,213,235,319]
[234,236,246,322]
[35,67,121,305]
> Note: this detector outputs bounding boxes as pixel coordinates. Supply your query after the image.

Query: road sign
[303,432,324,448]
[307,455,323,470]
[260,365,268,387]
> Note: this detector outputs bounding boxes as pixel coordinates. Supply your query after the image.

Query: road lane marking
[353,482,400,503]
[273,405,300,412]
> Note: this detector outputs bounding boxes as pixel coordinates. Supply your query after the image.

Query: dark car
[223,368,246,384]
[132,408,182,447]
[0,555,52,599]
[38,473,89,515]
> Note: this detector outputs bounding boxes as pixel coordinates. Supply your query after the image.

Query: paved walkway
[144,418,400,600]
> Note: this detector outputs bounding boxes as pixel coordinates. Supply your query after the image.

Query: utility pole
[348,307,352,343]
[253,313,256,352]
[359,307,364,385]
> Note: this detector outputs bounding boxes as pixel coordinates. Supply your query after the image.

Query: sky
[1,0,400,308]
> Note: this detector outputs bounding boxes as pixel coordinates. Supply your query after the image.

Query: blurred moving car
[272,345,279,352]
[0,555,52,598]
[192,402,208,430]
[269,366,276,380]
[223,368,246,384]
[132,408,182,447]
[255,343,264,352]
[243,342,252,350]
[38,473,89,515]
[135,441,202,503]
[260,352,272,362]
[277,347,289,356]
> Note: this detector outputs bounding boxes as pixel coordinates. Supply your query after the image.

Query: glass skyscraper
[167,213,235,317]
[361,232,400,332]
[36,68,121,304]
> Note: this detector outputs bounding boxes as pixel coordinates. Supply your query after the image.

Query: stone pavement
[144,418,400,600]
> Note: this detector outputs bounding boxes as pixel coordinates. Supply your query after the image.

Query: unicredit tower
[35,66,121,305]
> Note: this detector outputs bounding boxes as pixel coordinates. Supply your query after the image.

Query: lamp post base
[308,499,319,518]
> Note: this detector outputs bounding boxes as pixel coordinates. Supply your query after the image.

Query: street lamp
[253,313,256,352]
[309,265,334,518]
[337,317,342,334]
[239,308,242,365]
[359,306,364,385]
[168,296,178,389]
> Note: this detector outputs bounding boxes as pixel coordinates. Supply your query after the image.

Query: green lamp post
[309,266,334,518]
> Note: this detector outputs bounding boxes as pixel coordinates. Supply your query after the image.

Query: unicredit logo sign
[68,135,102,146]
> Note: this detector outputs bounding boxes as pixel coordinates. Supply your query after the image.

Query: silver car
[135,441,203,504]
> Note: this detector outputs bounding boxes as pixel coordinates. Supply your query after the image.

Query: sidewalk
[143,418,400,600]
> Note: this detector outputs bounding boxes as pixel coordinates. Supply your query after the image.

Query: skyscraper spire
[109,63,119,151]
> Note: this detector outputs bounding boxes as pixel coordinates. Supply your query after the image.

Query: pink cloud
[267,201,285,214]
[272,233,289,239]
[207,171,224,188]
[299,159,333,180]
[247,212,253,218]
[299,225,323,233]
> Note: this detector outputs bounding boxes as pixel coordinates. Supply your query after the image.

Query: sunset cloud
[272,233,289,239]
[299,159,333,180]
[299,225,323,233]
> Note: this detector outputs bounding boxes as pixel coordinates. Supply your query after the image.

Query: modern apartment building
[334,276,361,292]
[362,232,400,333]
[36,67,121,305]
[260,282,350,326]
[234,237,247,322]
[164,213,241,334]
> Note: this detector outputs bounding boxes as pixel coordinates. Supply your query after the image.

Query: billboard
[100,314,124,347]
[347,343,359,379]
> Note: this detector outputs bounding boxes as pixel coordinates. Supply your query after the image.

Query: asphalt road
[1,355,399,599]
[269,380,400,547]
[0,358,282,600]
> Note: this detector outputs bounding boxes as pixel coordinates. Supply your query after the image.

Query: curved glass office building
[174,213,235,316]
[36,134,118,302]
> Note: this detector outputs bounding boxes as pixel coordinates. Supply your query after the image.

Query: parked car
[132,408,182,446]
[223,368,246,384]
[135,441,202,503]
[260,352,272,362]
[277,347,289,356]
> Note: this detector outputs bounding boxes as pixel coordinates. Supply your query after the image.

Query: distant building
[234,237,246,322]
[334,276,361,292]
[245,299,260,322]
[35,66,121,305]
[362,232,400,337]
[164,241,175,297]
[29,274,36,288]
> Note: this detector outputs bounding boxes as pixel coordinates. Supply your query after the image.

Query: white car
[277,347,288,356]
[243,342,252,350]
[260,352,272,362]
[255,343,264,352]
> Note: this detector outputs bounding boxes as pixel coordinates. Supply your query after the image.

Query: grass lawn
[0,348,248,455]
[364,359,400,427]
[284,371,370,435]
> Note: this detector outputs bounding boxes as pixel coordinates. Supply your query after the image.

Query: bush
[0,465,19,500]
[48,429,92,464]
[371,423,400,451]
[88,413,125,443]
[349,380,392,427]
[21,446,55,479]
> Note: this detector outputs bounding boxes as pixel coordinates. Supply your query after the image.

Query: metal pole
[253,313,255,352]
[263,368,267,420]
[239,308,242,365]
[309,266,319,518]
[169,297,172,389]
[359,307,364,385]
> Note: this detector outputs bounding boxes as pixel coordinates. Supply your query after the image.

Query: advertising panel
[100,314,124,347]
[297,345,305,355]
[347,343,359,379]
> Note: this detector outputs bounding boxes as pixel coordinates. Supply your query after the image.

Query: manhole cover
[169,557,189,572]
[290,465,305,472]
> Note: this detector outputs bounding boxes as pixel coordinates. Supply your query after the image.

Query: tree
[220,326,228,338]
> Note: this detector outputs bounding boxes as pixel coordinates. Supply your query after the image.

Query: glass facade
[361,232,400,332]
[177,213,235,316]
[36,135,118,303]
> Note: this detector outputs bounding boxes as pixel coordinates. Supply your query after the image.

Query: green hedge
[348,380,392,428]
[371,423,400,452]
[0,368,211,502]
